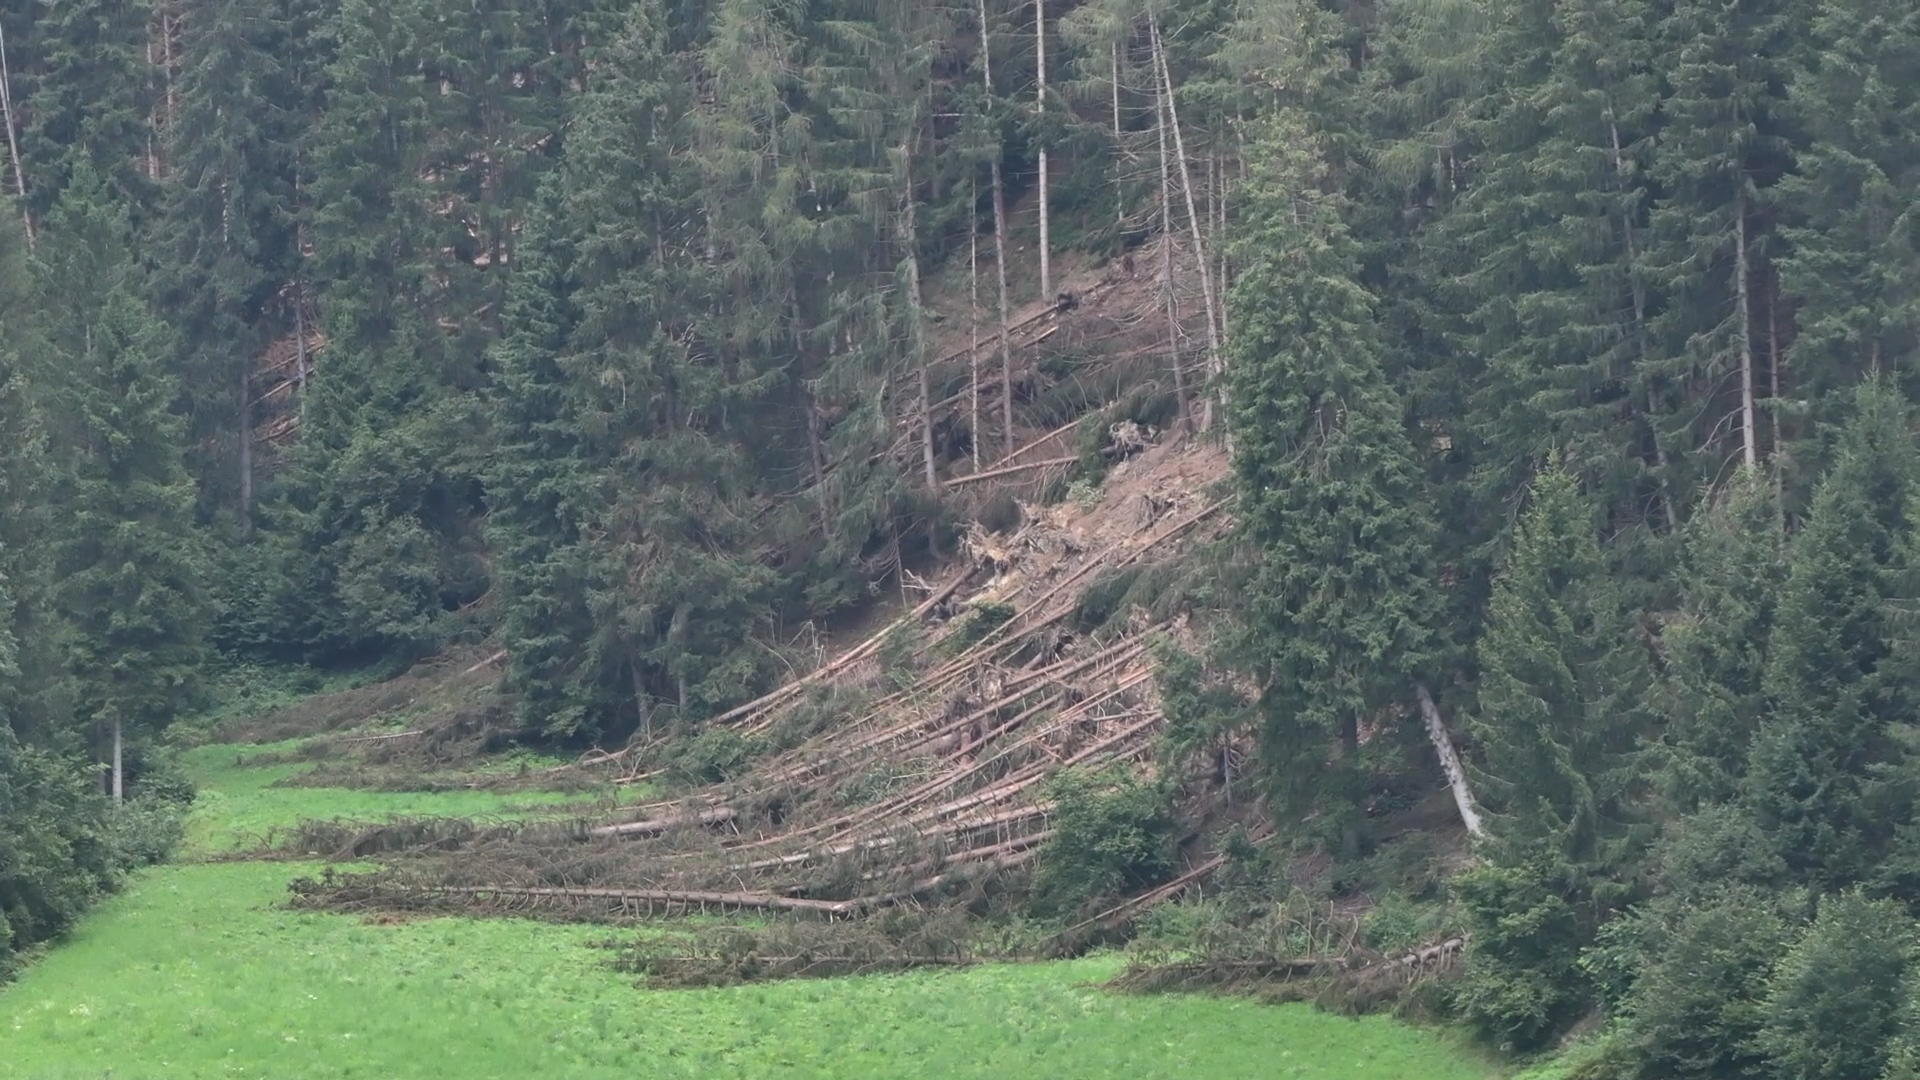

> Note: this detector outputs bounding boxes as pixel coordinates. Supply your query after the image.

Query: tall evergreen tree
[1778,0,1920,407]
[1746,379,1920,888]
[1225,117,1440,856]
[491,3,779,738]
[1658,469,1785,810]
[1469,466,1647,867]
[35,170,207,798]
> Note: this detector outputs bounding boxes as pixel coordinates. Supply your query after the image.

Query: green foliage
[37,170,210,741]
[1030,766,1177,918]
[1451,857,1590,1051]
[1614,890,1793,1080]
[1659,471,1786,810]
[1746,382,1920,888]
[1470,467,1646,870]
[1224,116,1442,858]
[1757,892,1913,1080]
[661,728,759,787]
[943,601,1016,654]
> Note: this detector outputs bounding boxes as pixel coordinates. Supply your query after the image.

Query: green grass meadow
[3,720,1496,1079]
[175,742,617,855]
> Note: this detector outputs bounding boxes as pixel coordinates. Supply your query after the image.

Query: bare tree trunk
[1111,41,1124,228]
[632,663,653,743]
[969,176,982,470]
[112,715,124,806]
[238,359,253,536]
[293,284,310,423]
[1157,92,1187,428]
[903,142,939,490]
[1035,0,1051,301]
[1735,197,1757,467]
[1415,683,1483,837]
[979,0,1015,461]
[1150,17,1222,429]
[1767,276,1781,459]
[0,15,31,249]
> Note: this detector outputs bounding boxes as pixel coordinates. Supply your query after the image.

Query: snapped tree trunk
[1729,194,1758,467]
[970,176,981,470]
[238,358,253,536]
[902,141,939,491]
[1735,197,1758,467]
[1156,90,1187,427]
[1414,682,1484,837]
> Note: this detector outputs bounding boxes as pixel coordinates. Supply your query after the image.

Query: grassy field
[2,716,1497,1080]
[176,743,620,855]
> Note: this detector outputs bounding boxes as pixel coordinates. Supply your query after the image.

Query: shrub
[663,728,758,786]
[1029,766,1176,918]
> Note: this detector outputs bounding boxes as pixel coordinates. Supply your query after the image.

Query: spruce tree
[1659,469,1785,810]
[1224,118,1441,856]
[35,170,207,798]
[1469,466,1647,867]
[1758,892,1913,1080]
[1778,0,1920,408]
[490,2,778,737]
[1746,379,1920,888]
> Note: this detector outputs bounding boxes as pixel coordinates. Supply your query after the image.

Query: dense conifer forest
[3,0,1920,1072]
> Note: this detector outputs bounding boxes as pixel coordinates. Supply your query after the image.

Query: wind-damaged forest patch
[286,433,1255,965]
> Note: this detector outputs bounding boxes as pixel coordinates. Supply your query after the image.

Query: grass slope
[3,692,1495,1080]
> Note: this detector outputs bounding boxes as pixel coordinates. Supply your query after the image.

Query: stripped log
[590,807,737,839]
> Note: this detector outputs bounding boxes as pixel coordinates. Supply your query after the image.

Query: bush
[663,728,758,786]
[106,795,188,868]
[1029,766,1176,918]
[942,602,1014,655]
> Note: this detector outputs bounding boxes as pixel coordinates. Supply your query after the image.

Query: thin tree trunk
[1150,17,1221,429]
[293,285,310,419]
[1157,93,1187,428]
[1035,0,1051,301]
[978,0,1014,461]
[969,176,982,470]
[1735,197,1757,467]
[112,716,124,806]
[632,662,652,743]
[1415,683,1484,837]
[0,15,31,248]
[1111,41,1124,228]
[903,142,939,490]
[238,358,253,537]
[1767,270,1781,459]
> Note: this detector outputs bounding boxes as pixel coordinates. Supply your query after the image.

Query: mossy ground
[2,685,1497,1080]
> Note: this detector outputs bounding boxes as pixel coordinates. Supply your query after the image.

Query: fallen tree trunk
[590,807,737,839]
[1414,682,1483,838]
